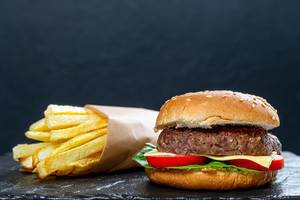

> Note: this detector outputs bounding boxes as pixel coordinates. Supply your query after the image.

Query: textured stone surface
[1,1,300,156]
[0,152,299,199]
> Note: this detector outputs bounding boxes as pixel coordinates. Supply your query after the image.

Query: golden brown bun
[146,168,277,190]
[155,90,279,131]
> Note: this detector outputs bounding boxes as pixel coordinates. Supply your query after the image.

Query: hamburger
[133,90,284,190]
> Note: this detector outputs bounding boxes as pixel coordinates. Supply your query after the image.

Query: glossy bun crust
[155,90,279,131]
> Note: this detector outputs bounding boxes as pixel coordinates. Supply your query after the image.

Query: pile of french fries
[13,105,108,178]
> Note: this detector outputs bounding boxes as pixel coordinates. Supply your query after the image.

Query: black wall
[1,1,300,154]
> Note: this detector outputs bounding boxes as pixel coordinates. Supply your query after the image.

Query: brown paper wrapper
[84,105,158,172]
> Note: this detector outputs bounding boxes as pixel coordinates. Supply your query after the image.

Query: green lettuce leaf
[132,143,156,167]
[132,143,259,173]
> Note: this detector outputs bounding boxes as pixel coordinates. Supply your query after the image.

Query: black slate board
[0,152,299,200]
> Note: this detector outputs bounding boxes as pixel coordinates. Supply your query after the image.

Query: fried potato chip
[29,118,50,131]
[25,131,51,142]
[20,156,33,169]
[45,105,87,116]
[52,128,107,155]
[50,116,107,142]
[41,135,106,178]
[45,114,92,130]
[13,143,49,161]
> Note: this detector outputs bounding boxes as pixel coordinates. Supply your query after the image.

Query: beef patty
[157,126,281,156]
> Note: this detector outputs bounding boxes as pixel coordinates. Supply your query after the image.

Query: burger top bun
[155,90,279,131]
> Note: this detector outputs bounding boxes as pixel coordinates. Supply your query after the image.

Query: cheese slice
[201,154,273,168]
[145,151,274,168]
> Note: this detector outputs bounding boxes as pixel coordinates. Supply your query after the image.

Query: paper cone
[84,105,158,172]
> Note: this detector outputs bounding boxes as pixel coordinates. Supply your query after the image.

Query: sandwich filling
[133,126,284,173]
[157,126,281,156]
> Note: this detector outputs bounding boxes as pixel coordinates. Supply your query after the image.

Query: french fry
[45,105,87,116]
[71,161,101,175]
[20,156,33,169]
[31,144,60,169]
[13,143,49,161]
[52,128,107,155]
[41,135,106,178]
[14,104,110,178]
[32,151,39,167]
[37,144,59,162]
[55,166,74,176]
[45,114,92,130]
[85,106,107,119]
[29,118,50,131]
[37,147,103,178]
[25,131,51,142]
[32,144,59,167]
[50,116,107,142]
[36,160,47,178]
[52,153,102,176]
[70,153,102,175]
[70,152,102,168]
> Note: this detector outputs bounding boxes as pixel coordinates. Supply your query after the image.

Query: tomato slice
[146,155,207,168]
[227,155,284,171]
[269,155,285,170]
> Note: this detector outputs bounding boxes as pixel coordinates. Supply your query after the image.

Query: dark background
[1,0,300,154]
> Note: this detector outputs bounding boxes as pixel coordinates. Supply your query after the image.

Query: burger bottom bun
[145,168,277,190]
